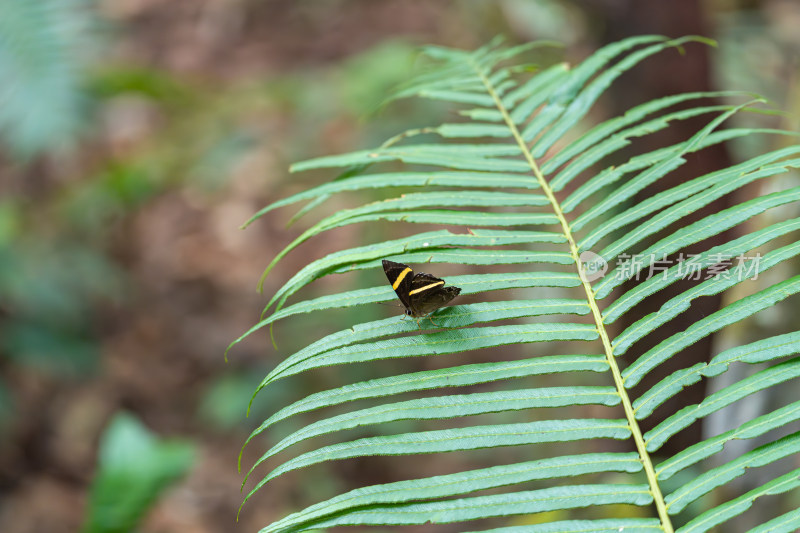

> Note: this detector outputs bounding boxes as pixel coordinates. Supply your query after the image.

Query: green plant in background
[236,36,800,531]
[0,0,124,418]
[0,0,101,157]
[0,0,264,429]
[82,412,195,533]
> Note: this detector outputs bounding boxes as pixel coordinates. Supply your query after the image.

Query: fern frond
[236,35,800,532]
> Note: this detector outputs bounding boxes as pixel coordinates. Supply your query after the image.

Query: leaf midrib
[472,55,674,532]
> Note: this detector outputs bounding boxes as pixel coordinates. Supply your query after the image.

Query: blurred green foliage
[81,412,195,533]
[0,0,101,157]
[198,371,278,431]
[0,230,125,376]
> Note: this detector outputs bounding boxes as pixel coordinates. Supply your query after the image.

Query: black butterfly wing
[407,272,461,317]
[382,260,415,313]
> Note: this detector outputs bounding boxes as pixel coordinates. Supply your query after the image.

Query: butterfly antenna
[376,301,405,309]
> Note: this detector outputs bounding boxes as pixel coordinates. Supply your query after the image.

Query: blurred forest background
[0,1,798,532]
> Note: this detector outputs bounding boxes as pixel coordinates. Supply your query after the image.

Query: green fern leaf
[235,35,800,532]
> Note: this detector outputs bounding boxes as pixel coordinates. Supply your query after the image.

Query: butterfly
[382,259,461,326]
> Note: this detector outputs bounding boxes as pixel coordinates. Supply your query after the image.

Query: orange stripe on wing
[391,267,413,290]
[408,281,444,295]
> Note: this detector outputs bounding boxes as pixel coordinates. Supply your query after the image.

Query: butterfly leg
[426,314,442,328]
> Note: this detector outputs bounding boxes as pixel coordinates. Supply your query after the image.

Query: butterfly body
[382,260,461,325]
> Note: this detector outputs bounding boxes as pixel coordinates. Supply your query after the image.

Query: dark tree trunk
[592,0,736,454]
